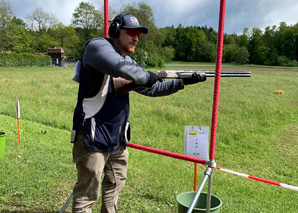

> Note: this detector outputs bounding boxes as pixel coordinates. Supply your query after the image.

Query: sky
[9,0,298,35]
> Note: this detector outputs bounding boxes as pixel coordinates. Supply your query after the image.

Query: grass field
[0,62,297,212]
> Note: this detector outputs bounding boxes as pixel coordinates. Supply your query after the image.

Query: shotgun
[156,70,251,78]
[113,70,251,96]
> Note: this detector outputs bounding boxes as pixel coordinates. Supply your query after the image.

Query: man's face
[118,29,141,55]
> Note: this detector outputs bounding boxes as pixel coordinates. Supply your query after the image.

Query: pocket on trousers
[84,117,122,147]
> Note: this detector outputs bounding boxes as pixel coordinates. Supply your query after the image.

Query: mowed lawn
[0,63,297,212]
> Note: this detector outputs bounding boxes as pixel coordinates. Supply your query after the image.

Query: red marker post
[16,97,21,147]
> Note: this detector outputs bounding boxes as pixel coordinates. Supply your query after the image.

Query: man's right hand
[145,71,163,87]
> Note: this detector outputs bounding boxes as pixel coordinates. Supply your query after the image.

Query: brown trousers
[72,134,129,213]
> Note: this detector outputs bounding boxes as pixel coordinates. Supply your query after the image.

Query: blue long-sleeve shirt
[72,37,184,152]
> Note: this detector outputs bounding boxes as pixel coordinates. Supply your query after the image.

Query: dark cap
[121,14,148,34]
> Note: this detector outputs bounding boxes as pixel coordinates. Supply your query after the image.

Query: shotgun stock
[157,70,251,78]
[113,77,140,96]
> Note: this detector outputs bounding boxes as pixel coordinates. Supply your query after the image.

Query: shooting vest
[72,58,130,153]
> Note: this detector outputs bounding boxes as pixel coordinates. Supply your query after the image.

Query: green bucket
[177,192,222,213]
[0,132,7,159]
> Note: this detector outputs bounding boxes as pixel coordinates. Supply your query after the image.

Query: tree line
[1,0,298,67]
[162,22,298,67]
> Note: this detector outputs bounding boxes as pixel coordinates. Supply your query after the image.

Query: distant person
[71,13,206,213]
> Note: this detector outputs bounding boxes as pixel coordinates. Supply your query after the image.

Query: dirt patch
[279,126,298,167]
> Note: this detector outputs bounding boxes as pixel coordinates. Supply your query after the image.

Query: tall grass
[0,64,297,212]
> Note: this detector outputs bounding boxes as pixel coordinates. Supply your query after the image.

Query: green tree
[224,34,235,45]
[223,43,238,63]
[33,31,58,53]
[72,1,103,42]
[121,2,169,67]
[174,26,187,60]
[239,23,298,66]
[293,23,298,62]
[278,22,297,60]
[187,27,207,61]
[207,30,218,44]
[160,27,176,47]
[235,46,250,64]
[200,41,216,62]
[48,23,80,57]
[263,25,276,50]
[248,27,269,64]
[238,28,249,48]
[7,17,34,53]
[174,26,207,61]
[0,0,14,51]
[160,27,176,62]
[160,46,175,63]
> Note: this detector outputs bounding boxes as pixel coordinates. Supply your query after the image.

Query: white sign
[184,126,209,160]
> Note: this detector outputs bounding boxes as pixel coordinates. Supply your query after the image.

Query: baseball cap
[121,14,148,34]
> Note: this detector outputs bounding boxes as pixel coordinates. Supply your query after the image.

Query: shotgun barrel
[113,70,251,97]
[157,70,251,78]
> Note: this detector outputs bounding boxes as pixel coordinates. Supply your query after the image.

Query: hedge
[0,52,52,67]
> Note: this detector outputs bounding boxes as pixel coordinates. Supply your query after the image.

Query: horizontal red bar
[127,142,206,165]
[248,175,281,186]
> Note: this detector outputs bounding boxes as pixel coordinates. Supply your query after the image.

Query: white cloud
[264,2,298,28]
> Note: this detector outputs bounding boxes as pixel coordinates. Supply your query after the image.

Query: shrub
[0,52,51,67]
[276,55,297,67]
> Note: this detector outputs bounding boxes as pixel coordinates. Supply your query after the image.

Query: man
[71,13,206,213]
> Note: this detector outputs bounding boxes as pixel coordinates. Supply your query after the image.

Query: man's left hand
[182,72,207,85]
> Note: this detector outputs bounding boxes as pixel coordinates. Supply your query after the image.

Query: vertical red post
[104,0,109,37]
[194,163,197,191]
[16,97,21,147]
[209,0,226,161]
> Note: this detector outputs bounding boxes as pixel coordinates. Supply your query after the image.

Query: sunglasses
[125,29,141,38]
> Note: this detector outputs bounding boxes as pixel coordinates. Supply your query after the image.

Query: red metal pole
[213,166,298,191]
[104,0,109,37]
[127,143,207,165]
[209,0,226,161]
[194,163,197,191]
